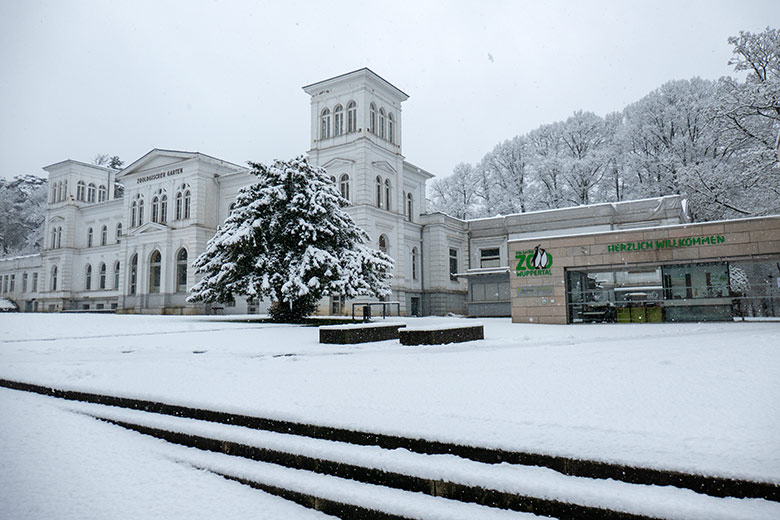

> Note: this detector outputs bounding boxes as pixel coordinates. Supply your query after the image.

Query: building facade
[0,68,694,317]
[509,216,780,323]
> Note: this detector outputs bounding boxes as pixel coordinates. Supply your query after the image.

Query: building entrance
[566,259,780,323]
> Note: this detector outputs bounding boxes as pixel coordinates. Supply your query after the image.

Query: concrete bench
[399,324,484,346]
[319,323,405,344]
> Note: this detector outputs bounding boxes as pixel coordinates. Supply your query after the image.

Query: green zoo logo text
[515,248,553,277]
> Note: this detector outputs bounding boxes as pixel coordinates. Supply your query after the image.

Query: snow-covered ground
[1,314,778,516]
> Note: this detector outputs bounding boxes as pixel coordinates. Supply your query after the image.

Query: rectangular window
[32,272,38,292]
[449,248,459,280]
[22,273,28,292]
[331,294,344,315]
[9,274,14,292]
[177,264,187,292]
[480,248,501,268]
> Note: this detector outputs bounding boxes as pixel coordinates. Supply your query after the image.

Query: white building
[0,68,688,316]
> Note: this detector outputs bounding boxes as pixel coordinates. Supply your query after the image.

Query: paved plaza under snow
[1,314,778,518]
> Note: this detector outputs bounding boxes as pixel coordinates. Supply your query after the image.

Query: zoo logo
[515,245,553,276]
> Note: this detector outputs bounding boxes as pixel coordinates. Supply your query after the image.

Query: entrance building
[509,216,780,324]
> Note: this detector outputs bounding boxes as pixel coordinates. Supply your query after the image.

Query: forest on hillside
[429,27,780,223]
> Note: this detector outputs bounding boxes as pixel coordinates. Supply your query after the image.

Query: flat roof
[469,195,684,224]
[508,213,780,244]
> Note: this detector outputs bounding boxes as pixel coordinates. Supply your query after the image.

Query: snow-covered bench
[319,323,405,344]
[399,323,484,346]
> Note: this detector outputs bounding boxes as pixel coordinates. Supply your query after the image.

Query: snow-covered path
[1,314,778,484]
[0,386,334,519]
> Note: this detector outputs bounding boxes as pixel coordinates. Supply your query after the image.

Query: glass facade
[565,260,780,323]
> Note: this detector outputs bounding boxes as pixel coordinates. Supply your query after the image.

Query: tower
[303,68,433,314]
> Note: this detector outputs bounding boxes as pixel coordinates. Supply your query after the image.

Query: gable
[118,149,198,179]
[321,157,355,171]
[130,221,168,235]
[135,155,186,172]
[372,161,397,174]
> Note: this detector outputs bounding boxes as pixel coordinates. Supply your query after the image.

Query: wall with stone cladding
[509,216,780,324]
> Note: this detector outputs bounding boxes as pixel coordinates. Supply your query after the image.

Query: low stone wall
[319,323,404,344]
[399,325,484,346]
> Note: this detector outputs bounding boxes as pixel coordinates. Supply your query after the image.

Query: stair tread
[65,399,780,520]
[161,440,544,519]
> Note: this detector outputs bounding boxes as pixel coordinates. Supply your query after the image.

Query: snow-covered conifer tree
[188,156,394,321]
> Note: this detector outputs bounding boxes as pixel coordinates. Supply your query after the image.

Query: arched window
[159,194,167,224]
[113,261,120,290]
[77,181,86,201]
[116,222,122,241]
[411,247,418,280]
[132,194,144,227]
[384,179,391,210]
[347,101,357,133]
[98,185,107,202]
[378,234,388,254]
[151,196,159,223]
[149,250,161,293]
[99,262,106,289]
[184,190,191,219]
[333,105,343,136]
[379,108,386,139]
[87,227,93,248]
[56,227,62,248]
[388,113,395,143]
[320,108,331,139]
[376,176,382,207]
[85,264,92,290]
[176,248,188,292]
[407,192,413,222]
[62,180,68,201]
[129,254,138,295]
[175,191,183,219]
[339,174,350,201]
[100,225,107,246]
[50,183,57,203]
[87,183,96,203]
[369,103,377,134]
[51,265,58,291]
[50,227,57,249]
[56,181,63,202]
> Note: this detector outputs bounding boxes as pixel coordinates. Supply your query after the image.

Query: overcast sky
[0,0,775,181]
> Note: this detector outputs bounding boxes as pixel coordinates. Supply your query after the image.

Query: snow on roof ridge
[467,195,683,223]
[508,213,780,244]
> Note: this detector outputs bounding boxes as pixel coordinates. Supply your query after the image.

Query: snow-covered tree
[714,27,780,217]
[558,110,613,206]
[93,154,124,170]
[188,156,394,322]
[428,162,480,219]
[527,122,567,210]
[0,175,48,256]
[478,136,531,215]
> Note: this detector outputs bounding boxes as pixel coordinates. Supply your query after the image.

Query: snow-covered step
[166,443,544,520]
[3,377,777,504]
[65,399,780,520]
